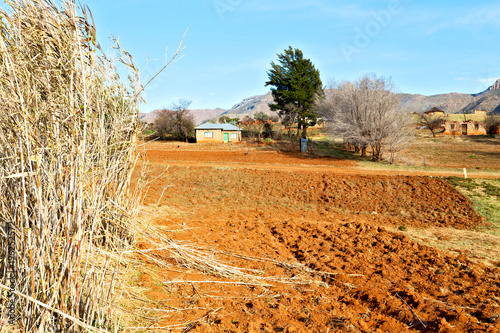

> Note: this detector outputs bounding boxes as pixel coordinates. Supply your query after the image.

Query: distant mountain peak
[488,79,500,91]
[473,78,500,97]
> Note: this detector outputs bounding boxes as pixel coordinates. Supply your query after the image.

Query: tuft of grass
[482,181,500,198]
[445,177,478,191]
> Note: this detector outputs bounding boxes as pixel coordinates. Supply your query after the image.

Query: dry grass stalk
[0,0,175,331]
[133,221,328,287]
[396,293,427,329]
[125,307,222,332]
[163,280,274,287]
[0,283,108,333]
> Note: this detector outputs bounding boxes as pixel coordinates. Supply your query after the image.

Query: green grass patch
[445,177,500,236]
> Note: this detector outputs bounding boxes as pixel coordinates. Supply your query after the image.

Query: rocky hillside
[398,79,500,114]
[473,78,500,96]
[223,81,500,116]
[223,90,486,115]
[232,81,500,115]
[397,93,475,113]
[462,90,500,114]
[220,92,274,118]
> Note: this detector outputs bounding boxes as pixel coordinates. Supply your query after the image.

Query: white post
[463,168,467,179]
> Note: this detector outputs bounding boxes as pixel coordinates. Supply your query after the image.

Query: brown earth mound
[147,166,484,229]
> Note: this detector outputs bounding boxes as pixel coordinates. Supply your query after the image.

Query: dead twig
[422,297,479,311]
[164,280,273,287]
[125,307,223,331]
[396,293,427,329]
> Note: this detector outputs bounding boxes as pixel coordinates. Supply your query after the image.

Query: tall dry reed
[0,0,144,331]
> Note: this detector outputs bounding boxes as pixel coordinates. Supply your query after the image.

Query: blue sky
[83,0,500,112]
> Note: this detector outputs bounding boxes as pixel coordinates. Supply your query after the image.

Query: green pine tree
[265,46,323,139]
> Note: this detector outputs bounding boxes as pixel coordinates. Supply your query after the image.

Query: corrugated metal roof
[195,122,241,131]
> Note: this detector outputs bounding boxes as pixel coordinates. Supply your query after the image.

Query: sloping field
[129,142,500,332]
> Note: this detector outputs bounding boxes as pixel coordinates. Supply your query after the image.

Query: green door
[223,133,229,143]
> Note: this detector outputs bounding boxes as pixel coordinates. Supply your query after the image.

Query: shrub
[484,115,500,136]
[154,99,195,142]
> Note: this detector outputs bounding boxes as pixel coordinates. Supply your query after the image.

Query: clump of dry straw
[0,0,146,331]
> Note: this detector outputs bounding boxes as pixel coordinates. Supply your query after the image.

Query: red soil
[131,142,500,332]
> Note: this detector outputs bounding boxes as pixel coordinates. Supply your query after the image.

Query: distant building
[195,122,242,143]
[316,118,329,128]
[424,107,446,116]
[474,110,487,116]
[443,120,486,136]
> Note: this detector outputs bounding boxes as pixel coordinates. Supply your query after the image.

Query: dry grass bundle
[134,222,328,286]
[0,0,148,331]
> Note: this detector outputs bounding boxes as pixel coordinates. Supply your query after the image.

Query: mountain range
[139,79,500,125]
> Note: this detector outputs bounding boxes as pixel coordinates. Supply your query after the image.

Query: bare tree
[253,111,269,139]
[485,115,500,136]
[278,103,300,139]
[153,99,195,142]
[317,74,414,162]
[386,112,414,164]
[268,114,280,123]
[418,113,445,137]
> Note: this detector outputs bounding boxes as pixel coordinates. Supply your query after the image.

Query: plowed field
[130,142,500,332]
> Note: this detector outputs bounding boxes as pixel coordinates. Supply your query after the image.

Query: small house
[195,122,242,143]
[424,107,446,116]
[474,110,487,116]
[443,120,486,135]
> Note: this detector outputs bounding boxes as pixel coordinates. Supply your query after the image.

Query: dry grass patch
[401,134,500,170]
[0,0,154,331]
[389,226,500,266]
